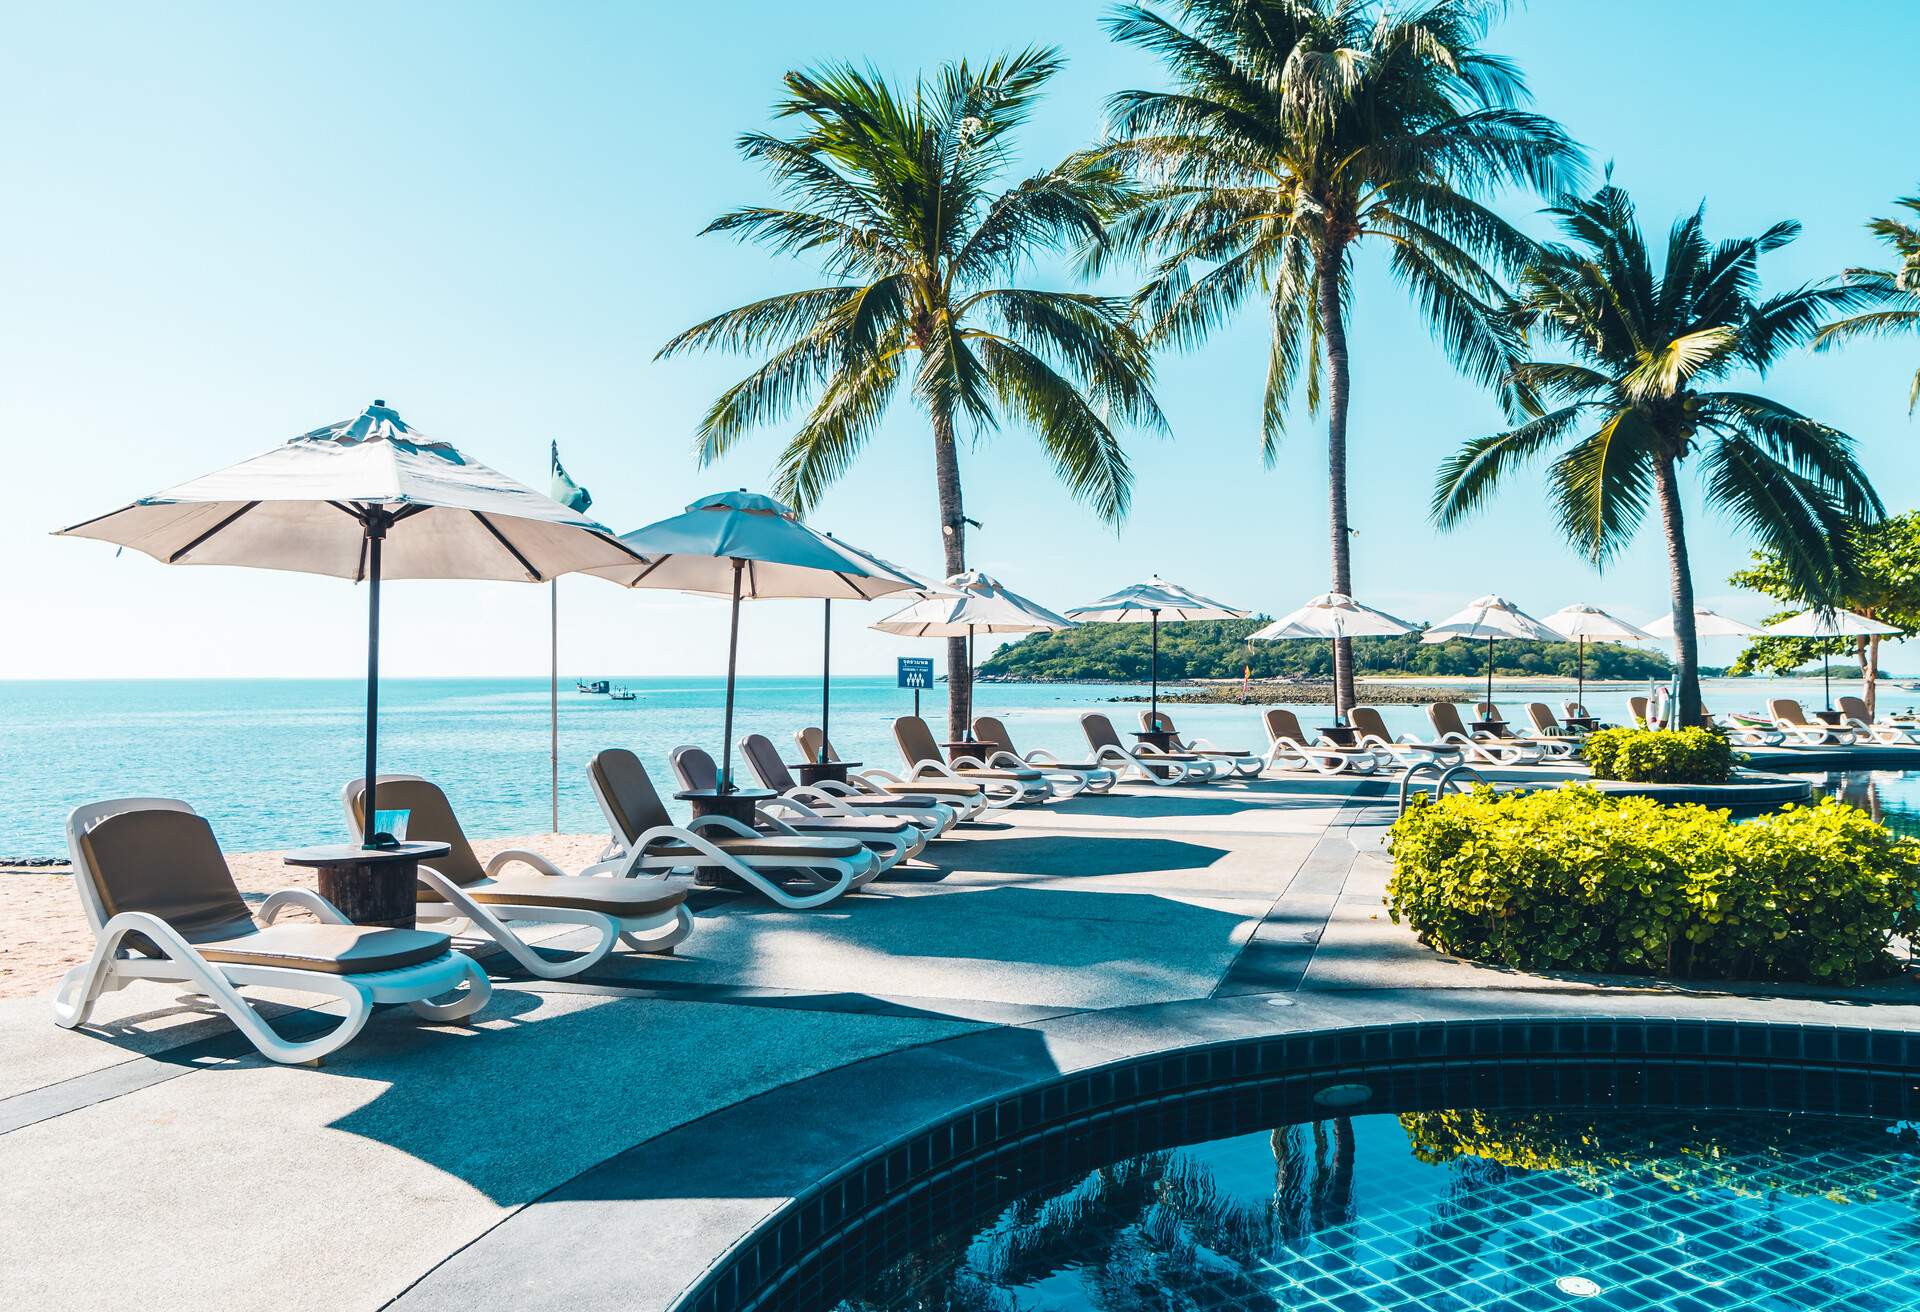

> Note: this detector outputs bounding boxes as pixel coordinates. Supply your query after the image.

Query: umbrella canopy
[1764,607,1901,710]
[1065,576,1249,725]
[872,570,1074,637]
[1249,593,1416,722]
[589,491,922,787]
[1421,595,1566,708]
[1644,608,1759,638]
[1542,604,1656,711]
[57,399,644,845]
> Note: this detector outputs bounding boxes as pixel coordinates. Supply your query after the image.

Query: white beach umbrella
[1541,604,1657,710]
[1421,595,1567,709]
[1763,607,1902,709]
[1248,593,1416,721]
[586,491,922,788]
[873,570,1074,734]
[56,399,646,846]
[1643,608,1759,639]
[1064,576,1249,725]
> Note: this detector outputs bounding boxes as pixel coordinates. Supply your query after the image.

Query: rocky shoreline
[1109,681,1435,705]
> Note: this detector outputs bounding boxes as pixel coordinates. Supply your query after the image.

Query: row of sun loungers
[57,695,1919,1067]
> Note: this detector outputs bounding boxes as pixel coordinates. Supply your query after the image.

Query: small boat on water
[576,679,610,695]
[608,685,637,701]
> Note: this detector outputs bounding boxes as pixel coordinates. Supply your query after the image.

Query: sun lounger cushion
[196,923,452,975]
[953,767,1044,782]
[784,816,918,838]
[648,836,867,861]
[877,780,981,798]
[442,874,689,915]
[78,809,256,954]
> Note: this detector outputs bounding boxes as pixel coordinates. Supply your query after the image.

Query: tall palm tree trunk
[1651,454,1704,725]
[931,405,971,738]
[1317,238,1357,714]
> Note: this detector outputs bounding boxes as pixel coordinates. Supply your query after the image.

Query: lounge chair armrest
[485,848,569,879]
[686,813,762,842]
[758,795,824,820]
[258,887,353,926]
[751,808,804,836]
[628,823,742,872]
[985,749,1027,769]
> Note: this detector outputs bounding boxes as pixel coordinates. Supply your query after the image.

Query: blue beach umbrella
[586,491,921,788]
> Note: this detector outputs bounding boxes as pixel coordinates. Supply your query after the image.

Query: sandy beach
[0,832,608,1002]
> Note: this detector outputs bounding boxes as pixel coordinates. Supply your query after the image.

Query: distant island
[979,619,1682,683]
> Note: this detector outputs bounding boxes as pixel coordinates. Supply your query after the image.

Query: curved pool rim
[681,1014,1920,1312]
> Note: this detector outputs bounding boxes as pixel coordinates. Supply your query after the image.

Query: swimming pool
[1811,769,1920,839]
[832,1107,1919,1311]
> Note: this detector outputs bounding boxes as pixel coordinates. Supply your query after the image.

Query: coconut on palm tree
[659,49,1167,737]
[1090,0,1582,711]
[1812,188,1920,411]
[1431,184,1883,725]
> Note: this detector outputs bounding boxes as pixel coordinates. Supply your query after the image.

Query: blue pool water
[835,1109,1920,1311]
[0,673,1874,857]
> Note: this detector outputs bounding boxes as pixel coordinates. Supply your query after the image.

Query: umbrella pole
[551,580,559,833]
[1150,611,1160,729]
[1824,650,1832,711]
[1577,637,1585,712]
[819,600,831,763]
[1486,636,1494,711]
[1330,637,1342,724]
[719,558,745,792]
[966,624,975,739]
[361,513,388,848]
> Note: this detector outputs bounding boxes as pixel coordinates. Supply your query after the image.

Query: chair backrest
[1627,695,1649,725]
[893,716,943,768]
[1838,695,1871,723]
[344,775,489,887]
[588,748,674,845]
[1770,698,1811,726]
[972,716,1016,755]
[1080,712,1124,752]
[740,734,796,792]
[795,727,840,763]
[1476,702,1506,723]
[1348,706,1391,742]
[1562,700,1588,719]
[66,798,254,952]
[1264,707,1307,744]
[1427,702,1470,739]
[670,745,721,792]
[1140,709,1176,735]
[1527,703,1558,735]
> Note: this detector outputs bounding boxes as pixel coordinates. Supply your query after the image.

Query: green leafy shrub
[1385,787,1920,983]
[1581,726,1738,783]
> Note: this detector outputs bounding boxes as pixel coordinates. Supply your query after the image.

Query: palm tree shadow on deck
[933,833,1232,878]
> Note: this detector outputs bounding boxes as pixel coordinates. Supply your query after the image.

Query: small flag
[549,441,592,513]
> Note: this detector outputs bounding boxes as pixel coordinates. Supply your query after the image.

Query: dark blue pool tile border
[681,1016,1920,1312]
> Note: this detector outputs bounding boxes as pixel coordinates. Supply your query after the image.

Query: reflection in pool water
[1810,770,1920,838]
[836,1110,1920,1312]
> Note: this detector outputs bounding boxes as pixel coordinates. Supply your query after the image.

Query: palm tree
[1432,184,1882,725]
[1812,189,1920,411]
[1091,0,1582,711]
[659,49,1167,737]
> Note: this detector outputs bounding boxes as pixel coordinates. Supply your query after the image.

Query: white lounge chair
[55,798,490,1065]
[894,716,1050,806]
[668,745,924,866]
[1425,703,1547,765]
[1837,696,1920,744]
[1475,702,1577,758]
[588,749,879,909]
[344,776,695,978]
[1348,705,1464,767]
[1700,705,1785,747]
[971,715,1117,797]
[1080,712,1220,784]
[1139,711,1264,778]
[793,727,991,821]
[1768,698,1859,746]
[739,733,958,836]
[1525,702,1586,739]
[1261,708,1383,775]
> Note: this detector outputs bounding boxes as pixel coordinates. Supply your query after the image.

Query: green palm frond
[1699,435,1858,605]
[1546,408,1659,564]
[1430,403,1588,526]
[1807,187,1920,409]
[975,337,1134,523]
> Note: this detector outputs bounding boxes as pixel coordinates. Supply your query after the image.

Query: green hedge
[1385,787,1920,983]
[1581,726,1738,783]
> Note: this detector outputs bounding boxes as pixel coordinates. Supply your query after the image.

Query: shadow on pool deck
[921,833,1234,877]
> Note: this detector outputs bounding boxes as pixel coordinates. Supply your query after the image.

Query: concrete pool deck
[4,770,1919,1311]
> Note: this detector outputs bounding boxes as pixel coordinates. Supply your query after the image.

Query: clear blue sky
[5,1,1917,679]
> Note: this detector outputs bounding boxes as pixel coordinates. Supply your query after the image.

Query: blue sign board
[897,657,934,690]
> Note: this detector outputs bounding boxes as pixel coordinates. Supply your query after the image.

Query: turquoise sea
[0,673,1896,858]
